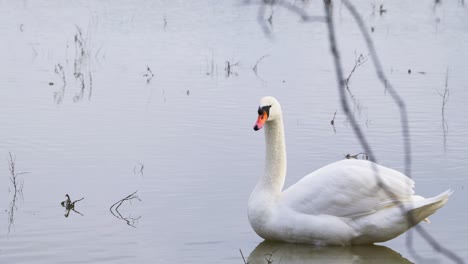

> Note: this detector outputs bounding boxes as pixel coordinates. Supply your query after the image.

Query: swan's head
[253,96,281,131]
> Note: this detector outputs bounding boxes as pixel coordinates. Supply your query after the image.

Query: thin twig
[239,249,248,264]
[143,66,155,84]
[53,63,67,104]
[247,0,325,37]
[225,60,239,78]
[344,52,368,114]
[252,54,270,76]
[345,53,368,88]
[88,71,93,100]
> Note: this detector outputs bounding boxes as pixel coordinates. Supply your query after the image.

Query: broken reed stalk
[8,153,28,197]
[53,63,67,104]
[72,25,93,102]
[331,110,337,133]
[143,66,155,83]
[248,0,325,37]
[225,60,239,77]
[88,72,93,100]
[54,63,67,86]
[439,68,450,152]
[7,152,28,233]
[344,53,367,110]
[330,111,337,125]
[252,54,270,75]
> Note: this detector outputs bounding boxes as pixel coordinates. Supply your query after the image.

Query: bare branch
[336,1,463,262]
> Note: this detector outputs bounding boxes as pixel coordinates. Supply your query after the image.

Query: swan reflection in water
[248,241,413,264]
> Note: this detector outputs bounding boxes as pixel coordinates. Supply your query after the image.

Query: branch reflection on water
[247,241,413,264]
[109,190,141,228]
[7,152,28,234]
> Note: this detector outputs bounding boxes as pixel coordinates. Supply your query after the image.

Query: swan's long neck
[259,117,286,195]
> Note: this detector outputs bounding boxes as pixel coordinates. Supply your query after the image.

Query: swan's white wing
[281,159,416,218]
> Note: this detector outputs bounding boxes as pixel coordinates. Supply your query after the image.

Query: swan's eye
[258,105,272,117]
[258,107,263,115]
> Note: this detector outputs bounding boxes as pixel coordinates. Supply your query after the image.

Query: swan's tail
[407,189,453,225]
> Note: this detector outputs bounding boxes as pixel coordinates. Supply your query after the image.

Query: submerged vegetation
[6,153,28,233]
[50,25,93,104]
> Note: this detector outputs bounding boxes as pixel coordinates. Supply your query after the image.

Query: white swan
[249,96,452,245]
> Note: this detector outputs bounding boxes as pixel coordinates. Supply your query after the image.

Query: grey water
[0,0,467,263]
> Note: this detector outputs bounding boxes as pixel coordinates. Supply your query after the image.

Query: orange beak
[253,112,267,131]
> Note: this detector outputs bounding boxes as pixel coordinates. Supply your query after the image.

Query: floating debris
[61,194,84,217]
[379,4,387,15]
[330,111,337,134]
[133,163,144,176]
[252,54,269,80]
[143,66,154,83]
[344,152,369,160]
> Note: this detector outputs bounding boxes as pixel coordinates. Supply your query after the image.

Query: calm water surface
[0,1,467,263]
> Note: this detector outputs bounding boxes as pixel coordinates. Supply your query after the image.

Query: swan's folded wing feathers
[281,160,416,218]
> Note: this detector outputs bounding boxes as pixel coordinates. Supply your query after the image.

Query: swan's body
[249,96,452,245]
